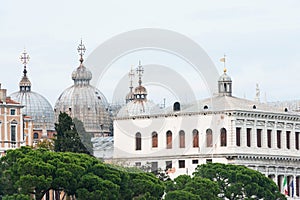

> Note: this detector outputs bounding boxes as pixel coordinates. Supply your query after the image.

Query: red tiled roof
[5,97,20,104]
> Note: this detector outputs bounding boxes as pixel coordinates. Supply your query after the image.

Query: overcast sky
[1,1,300,107]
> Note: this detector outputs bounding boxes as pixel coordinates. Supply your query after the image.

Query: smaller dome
[134,85,147,95]
[125,91,135,103]
[218,72,232,82]
[117,100,161,117]
[134,85,148,101]
[72,64,92,82]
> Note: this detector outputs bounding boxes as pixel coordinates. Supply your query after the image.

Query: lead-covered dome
[54,40,112,135]
[117,100,161,117]
[10,91,55,130]
[218,69,232,82]
[54,84,111,133]
[10,50,55,130]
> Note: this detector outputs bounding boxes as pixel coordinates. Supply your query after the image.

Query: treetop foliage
[0,146,285,200]
[0,147,164,200]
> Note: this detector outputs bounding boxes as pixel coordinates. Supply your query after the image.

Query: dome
[54,84,111,134]
[218,73,232,82]
[218,69,232,82]
[134,85,147,95]
[118,61,161,117]
[125,91,135,103]
[71,64,92,82]
[54,40,112,135]
[10,49,55,130]
[10,91,55,130]
[117,100,161,117]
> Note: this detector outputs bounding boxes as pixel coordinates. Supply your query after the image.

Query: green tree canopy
[165,190,200,200]
[165,174,219,200]
[193,163,286,200]
[54,112,90,154]
[73,117,93,154]
[0,147,164,200]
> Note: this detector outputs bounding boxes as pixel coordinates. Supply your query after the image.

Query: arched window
[152,132,158,148]
[179,130,185,148]
[173,102,180,111]
[220,128,227,146]
[193,129,199,148]
[206,129,213,147]
[135,132,141,150]
[166,131,172,149]
[33,132,39,139]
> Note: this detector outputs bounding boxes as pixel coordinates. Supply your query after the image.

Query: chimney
[0,83,7,103]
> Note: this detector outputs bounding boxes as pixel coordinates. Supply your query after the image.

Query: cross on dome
[136,60,144,86]
[77,39,86,63]
[20,49,30,77]
[18,49,32,92]
[129,65,135,91]
[20,49,30,66]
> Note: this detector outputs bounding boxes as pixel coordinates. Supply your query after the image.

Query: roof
[183,95,292,114]
[117,99,162,117]
[10,90,55,130]
[92,136,114,150]
[0,97,21,105]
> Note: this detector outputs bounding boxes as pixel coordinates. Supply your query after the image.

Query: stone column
[291,124,296,150]
[241,120,246,147]
[282,125,287,150]
[262,122,267,148]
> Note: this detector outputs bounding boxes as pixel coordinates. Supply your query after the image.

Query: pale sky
[1,0,300,107]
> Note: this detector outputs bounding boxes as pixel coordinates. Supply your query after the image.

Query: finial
[220,54,226,73]
[129,65,135,92]
[20,49,30,66]
[136,61,144,86]
[77,39,86,64]
[255,83,260,102]
[20,49,30,76]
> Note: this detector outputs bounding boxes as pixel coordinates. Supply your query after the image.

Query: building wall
[113,110,300,199]
[114,113,234,159]
[0,104,25,154]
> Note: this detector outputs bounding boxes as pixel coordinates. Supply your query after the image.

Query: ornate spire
[20,49,30,77]
[125,66,135,103]
[77,39,86,64]
[19,49,31,92]
[72,40,92,85]
[133,61,147,101]
[136,60,144,86]
[129,65,135,92]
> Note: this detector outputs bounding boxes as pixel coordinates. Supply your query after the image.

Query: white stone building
[113,67,300,199]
